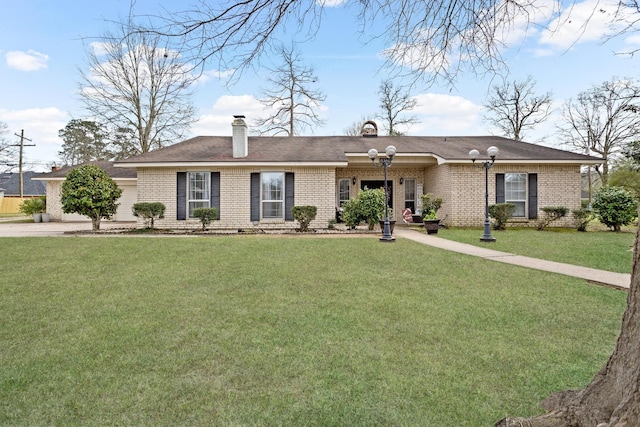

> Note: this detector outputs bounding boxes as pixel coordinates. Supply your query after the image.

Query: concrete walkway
[394,227,631,290]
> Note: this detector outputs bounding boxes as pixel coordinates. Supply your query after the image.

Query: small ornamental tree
[132,202,165,229]
[357,188,387,230]
[60,164,122,230]
[592,186,638,231]
[536,206,569,230]
[291,205,317,232]
[192,207,219,231]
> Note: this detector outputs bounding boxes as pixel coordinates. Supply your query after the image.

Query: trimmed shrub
[488,203,516,230]
[341,198,362,229]
[536,206,569,230]
[132,202,165,229]
[572,208,593,232]
[291,205,317,232]
[193,207,219,231]
[592,186,638,231]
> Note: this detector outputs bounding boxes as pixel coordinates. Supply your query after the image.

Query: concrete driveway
[0,220,136,237]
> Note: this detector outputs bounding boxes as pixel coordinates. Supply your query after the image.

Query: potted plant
[420,193,443,234]
[378,208,395,234]
[19,196,46,223]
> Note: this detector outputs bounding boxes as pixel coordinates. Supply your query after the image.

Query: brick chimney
[232,115,248,158]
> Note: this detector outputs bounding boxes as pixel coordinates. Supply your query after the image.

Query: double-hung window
[338,178,350,207]
[188,172,210,218]
[404,179,416,212]
[261,172,284,219]
[505,173,527,217]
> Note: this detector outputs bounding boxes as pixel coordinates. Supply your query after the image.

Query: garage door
[114,183,137,221]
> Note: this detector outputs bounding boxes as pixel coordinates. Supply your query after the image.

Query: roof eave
[442,159,604,165]
[114,161,348,168]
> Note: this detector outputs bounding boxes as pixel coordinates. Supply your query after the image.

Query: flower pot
[423,219,440,234]
[32,213,42,223]
[378,219,396,235]
[41,213,50,223]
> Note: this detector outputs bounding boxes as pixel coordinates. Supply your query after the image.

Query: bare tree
[343,117,375,136]
[484,76,552,141]
[154,1,572,87]
[79,19,197,155]
[557,77,640,186]
[376,79,418,136]
[253,44,326,136]
[0,121,16,172]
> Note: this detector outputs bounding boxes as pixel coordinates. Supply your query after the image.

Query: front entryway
[361,180,393,208]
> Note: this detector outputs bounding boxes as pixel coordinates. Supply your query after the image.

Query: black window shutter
[177,172,187,220]
[210,172,221,219]
[528,173,538,219]
[495,173,505,203]
[250,173,260,221]
[285,172,295,221]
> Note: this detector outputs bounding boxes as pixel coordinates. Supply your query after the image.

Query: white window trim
[404,178,416,212]
[337,178,351,207]
[505,173,527,218]
[261,172,285,220]
[187,172,211,219]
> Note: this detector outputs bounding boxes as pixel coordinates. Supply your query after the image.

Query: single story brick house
[34,161,138,222]
[110,117,601,230]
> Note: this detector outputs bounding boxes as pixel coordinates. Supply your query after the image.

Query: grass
[0,236,628,426]
[436,227,636,274]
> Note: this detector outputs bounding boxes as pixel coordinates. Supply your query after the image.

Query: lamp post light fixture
[368,145,397,242]
[469,146,499,242]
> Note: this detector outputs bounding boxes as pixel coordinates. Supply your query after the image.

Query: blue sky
[1,0,640,171]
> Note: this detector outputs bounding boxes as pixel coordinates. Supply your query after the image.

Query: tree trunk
[498,221,640,426]
[91,217,101,231]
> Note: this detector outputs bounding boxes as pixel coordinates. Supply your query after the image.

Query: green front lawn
[436,227,636,273]
[0,236,627,426]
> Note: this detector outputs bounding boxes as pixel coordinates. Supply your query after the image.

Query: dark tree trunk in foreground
[498,222,640,426]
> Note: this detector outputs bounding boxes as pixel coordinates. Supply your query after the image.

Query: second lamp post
[368,145,396,242]
[469,146,499,242]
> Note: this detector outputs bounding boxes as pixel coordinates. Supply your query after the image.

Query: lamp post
[368,145,396,242]
[469,146,499,242]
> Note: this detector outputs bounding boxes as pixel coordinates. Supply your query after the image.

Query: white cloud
[191,95,263,136]
[409,93,485,135]
[5,50,49,71]
[317,0,346,6]
[0,107,70,170]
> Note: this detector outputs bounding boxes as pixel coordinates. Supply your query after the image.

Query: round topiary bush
[592,186,638,231]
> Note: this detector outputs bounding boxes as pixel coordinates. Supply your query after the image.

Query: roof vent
[361,120,378,137]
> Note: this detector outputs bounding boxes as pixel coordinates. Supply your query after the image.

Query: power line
[11,130,35,198]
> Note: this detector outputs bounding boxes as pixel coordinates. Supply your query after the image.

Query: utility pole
[11,130,35,198]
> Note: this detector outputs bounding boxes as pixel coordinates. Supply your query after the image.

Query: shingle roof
[36,161,137,179]
[115,135,601,165]
[0,171,47,196]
